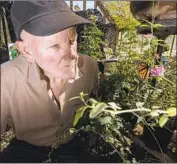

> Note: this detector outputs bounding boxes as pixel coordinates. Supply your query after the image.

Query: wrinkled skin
[16,27,79,81]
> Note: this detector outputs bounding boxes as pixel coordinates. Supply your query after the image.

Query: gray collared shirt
[1,54,98,147]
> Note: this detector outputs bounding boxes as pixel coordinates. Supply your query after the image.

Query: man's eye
[51,44,60,49]
[47,44,60,54]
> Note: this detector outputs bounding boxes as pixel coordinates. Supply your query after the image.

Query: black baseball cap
[11,1,92,40]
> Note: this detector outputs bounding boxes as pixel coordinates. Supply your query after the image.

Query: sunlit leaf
[69,128,76,134]
[80,92,88,99]
[172,147,176,153]
[73,106,88,126]
[136,102,144,109]
[158,115,169,128]
[136,116,143,123]
[166,107,176,117]
[108,102,121,110]
[99,116,112,125]
[152,106,160,109]
[89,102,108,119]
[150,110,159,117]
[88,98,98,105]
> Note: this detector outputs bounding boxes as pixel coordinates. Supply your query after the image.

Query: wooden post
[115,30,119,54]
[1,10,8,49]
[96,1,113,23]
[5,2,16,42]
[141,36,144,54]
[83,0,86,11]
[94,1,98,9]
[70,0,73,11]
[169,35,176,57]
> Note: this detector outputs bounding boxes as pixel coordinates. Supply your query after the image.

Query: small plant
[69,92,176,162]
[70,15,176,162]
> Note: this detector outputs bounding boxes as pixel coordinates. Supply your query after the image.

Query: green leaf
[166,107,176,117]
[158,115,169,128]
[150,110,159,117]
[69,128,77,134]
[80,92,88,99]
[136,102,144,109]
[99,116,112,125]
[152,106,160,110]
[73,106,88,126]
[136,116,143,123]
[89,102,108,119]
[108,102,121,110]
[88,98,98,105]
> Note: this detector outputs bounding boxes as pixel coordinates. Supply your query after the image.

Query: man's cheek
[46,59,61,69]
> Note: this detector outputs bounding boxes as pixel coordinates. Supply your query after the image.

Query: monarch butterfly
[136,60,150,80]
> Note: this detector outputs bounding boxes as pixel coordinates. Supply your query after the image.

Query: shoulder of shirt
[1,55,27,79]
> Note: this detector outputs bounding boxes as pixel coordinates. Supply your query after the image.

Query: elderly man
[0,1,99,162]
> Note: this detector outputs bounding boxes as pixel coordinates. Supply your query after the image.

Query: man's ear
[15,41,34,63]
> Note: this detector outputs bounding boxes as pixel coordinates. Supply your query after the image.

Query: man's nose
[67,45,78,60]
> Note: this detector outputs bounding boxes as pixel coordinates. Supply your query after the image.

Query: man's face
[24,27,79,80]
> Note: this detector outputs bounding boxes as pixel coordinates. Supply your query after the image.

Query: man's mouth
[64,65,70,67]
[58,65,72,68]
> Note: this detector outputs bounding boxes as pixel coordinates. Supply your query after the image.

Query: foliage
[99,36,176,140]
[0,130,14,151]
[70,92,176,162]
[77,15,104,60]
[100,19,176,116]
[8,43,19,59]
[72,11,176,162]
[100,56,176,110]
[104,1,140,31]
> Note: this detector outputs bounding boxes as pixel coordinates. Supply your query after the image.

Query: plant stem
[161,76,175,86]
[104,108,151,115]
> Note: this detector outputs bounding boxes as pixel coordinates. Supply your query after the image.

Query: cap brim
[23,11,93,37]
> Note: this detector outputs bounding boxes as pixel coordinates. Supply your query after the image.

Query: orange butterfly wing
[136,61,150,80]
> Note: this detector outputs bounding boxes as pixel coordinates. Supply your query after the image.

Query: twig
[161,76,175,86]
[104,108,151,115]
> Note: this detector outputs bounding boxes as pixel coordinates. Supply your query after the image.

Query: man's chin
[44,69,76,81]
[64,74,76,81]
[54,73,76,81]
